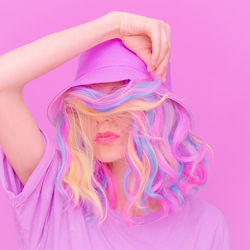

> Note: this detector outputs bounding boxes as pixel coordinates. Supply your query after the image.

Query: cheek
[119,132,129,147]
[117,130,131,157]
[85,119,97,140]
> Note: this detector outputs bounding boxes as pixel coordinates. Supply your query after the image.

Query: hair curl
[52,76,212,228]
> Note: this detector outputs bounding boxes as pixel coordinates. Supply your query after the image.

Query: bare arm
[0,11,120,92]
[0,11,170,186]
[0,11,120,186]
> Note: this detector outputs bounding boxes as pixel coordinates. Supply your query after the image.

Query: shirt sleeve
[0,127,60,246]
[0,127,58,208]
[211,211,232,250]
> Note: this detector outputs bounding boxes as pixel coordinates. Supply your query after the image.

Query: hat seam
[75,64,147,80]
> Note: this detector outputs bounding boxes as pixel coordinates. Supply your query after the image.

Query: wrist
[100,11,121,41]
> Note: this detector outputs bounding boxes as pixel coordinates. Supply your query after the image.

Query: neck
[109,159,128,211]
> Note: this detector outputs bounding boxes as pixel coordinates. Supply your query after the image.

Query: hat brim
[47,64,174,126]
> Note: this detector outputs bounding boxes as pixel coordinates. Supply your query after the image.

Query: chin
[96,156,123,164]
[95,150,125,163]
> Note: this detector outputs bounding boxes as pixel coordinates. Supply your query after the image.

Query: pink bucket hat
[47,38,173,126]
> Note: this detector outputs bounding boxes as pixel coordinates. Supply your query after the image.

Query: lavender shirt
[0,128,231,250]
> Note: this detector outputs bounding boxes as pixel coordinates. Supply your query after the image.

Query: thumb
[135,47,154,72]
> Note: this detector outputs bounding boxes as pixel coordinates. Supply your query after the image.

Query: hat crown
[74,38,149,82]
[47,38,172,126]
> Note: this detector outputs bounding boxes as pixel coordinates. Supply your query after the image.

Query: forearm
[0,12,120,93]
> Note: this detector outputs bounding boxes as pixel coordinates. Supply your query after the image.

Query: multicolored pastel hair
[53,76,213,228]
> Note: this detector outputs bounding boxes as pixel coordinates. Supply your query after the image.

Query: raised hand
[113,11,171,83]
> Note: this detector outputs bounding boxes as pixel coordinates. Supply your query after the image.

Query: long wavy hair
[52,76,212,227]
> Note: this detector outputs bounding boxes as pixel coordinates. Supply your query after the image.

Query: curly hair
[52,76,212,228]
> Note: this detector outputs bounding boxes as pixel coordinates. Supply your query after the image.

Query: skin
[85,81,162,216]
[88,81,131,163]
[0,11,171,188]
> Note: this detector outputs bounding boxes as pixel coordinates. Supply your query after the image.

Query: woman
[0,11,231,250]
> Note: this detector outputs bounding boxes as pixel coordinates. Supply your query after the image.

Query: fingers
[162,23,171,82]
[153,21,169,82]
[156,23,171,83]
[149,20,162,69]
[150,21,171,83]
[152,21,167,70]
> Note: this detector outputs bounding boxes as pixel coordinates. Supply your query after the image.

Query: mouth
[94,131,120,144]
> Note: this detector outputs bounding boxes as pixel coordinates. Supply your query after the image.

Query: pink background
[0,0,249,249]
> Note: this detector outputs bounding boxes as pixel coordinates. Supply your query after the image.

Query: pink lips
[95,131,120,144]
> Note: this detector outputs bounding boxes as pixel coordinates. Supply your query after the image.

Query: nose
[95,115,112,125]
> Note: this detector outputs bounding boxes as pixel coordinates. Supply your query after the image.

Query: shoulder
[179,193,227,227]
[183,194,231,249]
